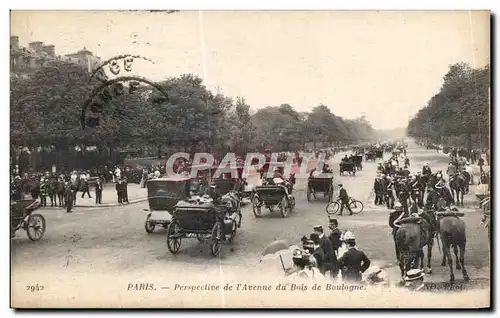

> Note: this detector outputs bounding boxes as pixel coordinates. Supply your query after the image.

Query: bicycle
[326,197,364,215]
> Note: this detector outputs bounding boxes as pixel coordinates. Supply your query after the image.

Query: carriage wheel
[144,216,155,233]
[326,201,340,215]
[252,196,261,218]
[280,197,289,218]
[166,220,182,254]
[26,214,46,241]
[349,200,364,214]
[228,220,237,243]
[210,223,222,257]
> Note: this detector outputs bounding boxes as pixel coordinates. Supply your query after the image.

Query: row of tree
[11,59,377,169]
[407,62,490,150]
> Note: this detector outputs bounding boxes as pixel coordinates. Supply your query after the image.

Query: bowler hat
[313,225,323,231]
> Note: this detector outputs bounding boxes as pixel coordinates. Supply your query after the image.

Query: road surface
[11,141,490,308]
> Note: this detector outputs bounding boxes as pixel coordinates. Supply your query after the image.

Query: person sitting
[287,249,324,280]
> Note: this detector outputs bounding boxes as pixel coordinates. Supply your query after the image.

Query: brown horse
[437,213,470,283]
[394,217,435,280]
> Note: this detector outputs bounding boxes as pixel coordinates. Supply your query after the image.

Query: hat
[329,218,338,226]
[424,162,428,166]
[309,233,321,244]
[313,225,323,232]
[343,231,355,241]
[405,269,424,281]
[394,202,403,211]
[435,182,445,189]
[338,183,343,187]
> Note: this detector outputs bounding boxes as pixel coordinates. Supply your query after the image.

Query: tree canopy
[407,62,490,150]
[11,59,378,163]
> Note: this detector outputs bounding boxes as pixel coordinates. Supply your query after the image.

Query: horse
[436,213,470,283]
[459,170,471,193]
[393,216,435,280]
[220,190,243,228]
[449,173,466,206]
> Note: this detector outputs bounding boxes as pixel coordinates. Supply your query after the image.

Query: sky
[10,10,490,130]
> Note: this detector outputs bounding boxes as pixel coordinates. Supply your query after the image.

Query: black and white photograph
[9,9,491,308]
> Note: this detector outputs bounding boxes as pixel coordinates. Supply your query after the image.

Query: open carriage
[365,151,376,161]
[166,198,240,257]
[252,184,295,218]
[10,199,46,241]
[307,173,334,202]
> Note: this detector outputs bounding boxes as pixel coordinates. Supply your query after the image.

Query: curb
[74,197,148,208]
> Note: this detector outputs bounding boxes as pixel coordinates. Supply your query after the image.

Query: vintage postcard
[10,10,491,308]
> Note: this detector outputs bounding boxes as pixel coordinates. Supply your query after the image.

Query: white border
[2,1,497,317]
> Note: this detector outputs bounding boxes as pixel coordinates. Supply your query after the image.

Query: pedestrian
[116,178,123,204]
[81,178,92,199]
[123,176,129,203]
[337,184,353,216]
[65,182,73,213]
[39,179,47,207]
[313,225,337,278]
[385,176,395,209]
[309,233,325,271]
[328,218,342,257]
[95,177,103,204]
[337,232,371,283]
[374,175,385,205]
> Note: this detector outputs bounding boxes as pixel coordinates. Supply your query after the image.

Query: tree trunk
[157,145,162,159]
[466,133,472,152]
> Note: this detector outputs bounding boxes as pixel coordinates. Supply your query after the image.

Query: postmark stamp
[81,54,170,129]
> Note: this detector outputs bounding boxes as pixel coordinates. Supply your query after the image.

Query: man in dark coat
[338,184,353,216]
[313,225,337,277]
[309,233,325,271]
[374,176,385,205]
[123,176,129,203]
[64,182,73,213]
[337,232,371,282]
[95,177,103,204]
[116,179,124,204]
[328,218,342,256]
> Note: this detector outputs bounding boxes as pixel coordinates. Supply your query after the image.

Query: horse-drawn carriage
[10,199,46,241]
[339,162,356,176]
[365,151,376,161]
[352,155,363,170]
[166,197,240,257]
[252,182,296,218]
[307,173,334,202]
[144,177,192,233]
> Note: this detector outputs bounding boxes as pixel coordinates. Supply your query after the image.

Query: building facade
[10,35,101,78]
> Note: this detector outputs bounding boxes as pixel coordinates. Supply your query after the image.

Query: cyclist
[338,184,353,216]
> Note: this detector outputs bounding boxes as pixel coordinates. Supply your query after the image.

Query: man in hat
[337,232,371,283]
[328,218,342,256]
[337,184,353,216]
[313,225,337,278]
[422,162,432,177]
[309,233,325,271]
[95,177,103,204]
[404,269,426,291]
[385,176,395,210]
[374,175,385,206]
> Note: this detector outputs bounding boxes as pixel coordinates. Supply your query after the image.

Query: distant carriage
[252,184,295,218]
[365,151,376,161]
[339,162,356,176]
[307,174,334,202]
[352,155,363,170]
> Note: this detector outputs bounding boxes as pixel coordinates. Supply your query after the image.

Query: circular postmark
[81,54,169,129]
